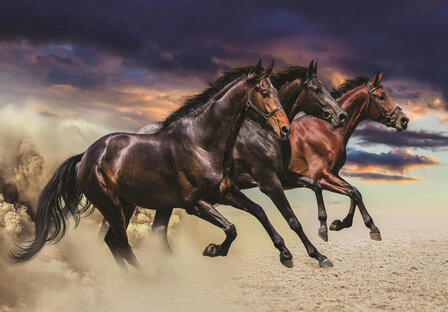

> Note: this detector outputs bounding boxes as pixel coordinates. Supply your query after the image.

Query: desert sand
[1,202,447,312]
[137,213,448,312]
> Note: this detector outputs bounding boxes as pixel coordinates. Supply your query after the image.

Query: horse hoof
[281,258,294,268]
[203,243,219,257]
[329,220,342,231]
[318,229,328,242]
[319,258,334,268]
[370,232,382,241]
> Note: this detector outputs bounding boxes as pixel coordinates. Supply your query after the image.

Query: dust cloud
[0,106,228,312]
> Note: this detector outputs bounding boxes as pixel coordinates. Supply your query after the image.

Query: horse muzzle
[280,125,291,140]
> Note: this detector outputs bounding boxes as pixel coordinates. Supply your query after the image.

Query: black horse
[100,61,345,267]
[11,61,301,270]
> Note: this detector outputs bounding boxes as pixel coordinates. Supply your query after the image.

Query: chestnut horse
[287,72,409,241]
[12,61,297,270]
[99,61,346,267]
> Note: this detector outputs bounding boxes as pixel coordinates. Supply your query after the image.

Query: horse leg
[329,199,356,231]
[152,208,173,253]
[98,207,142,263]
[186,200,237,257]
[337,175,381,240]
[284,170,329,242]
[103,201,140,270]
[93,199,130,270]
[97,218,109,243]
[258,175,332,267]
[223,184,294,268]
[319,171,381,241]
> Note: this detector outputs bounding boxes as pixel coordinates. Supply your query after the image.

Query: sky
[0,0,447,221]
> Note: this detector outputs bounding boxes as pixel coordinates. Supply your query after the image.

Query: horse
[100,60,346,267]
[11,61,299,270]
[287,72,409,241]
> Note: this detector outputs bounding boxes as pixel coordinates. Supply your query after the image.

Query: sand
[216,228,448,312]
[1,208,447,312]
[150,217,448,312]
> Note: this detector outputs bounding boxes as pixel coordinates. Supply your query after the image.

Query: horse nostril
[281,125,291,137]
[400,116,409,125]
[339,112,347,122]
[323,111,331,119]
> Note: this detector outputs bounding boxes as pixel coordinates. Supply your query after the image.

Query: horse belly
[115,162,187,209]
[121,177,184,208]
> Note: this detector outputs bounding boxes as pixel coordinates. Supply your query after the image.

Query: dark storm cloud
[341,170,422,183]
[353,123,448,150]
[0,0,297,77]
[346,147,439,174]
[0,0,446,100]
[287,1,448,103]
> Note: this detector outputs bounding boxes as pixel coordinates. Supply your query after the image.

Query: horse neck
[336,85,370,146]
[278,79,302,121]
[195,78,247,168]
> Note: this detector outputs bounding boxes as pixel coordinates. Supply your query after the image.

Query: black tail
[10,153,93,263]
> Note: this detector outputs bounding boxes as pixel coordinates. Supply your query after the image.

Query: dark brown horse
[99,61,345,267]
[287,72,409,240]
[11,61,298,270]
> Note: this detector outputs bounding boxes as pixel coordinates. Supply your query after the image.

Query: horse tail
[10,153,93,263]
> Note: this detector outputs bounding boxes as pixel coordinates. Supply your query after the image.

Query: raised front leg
[319,170,381,241]
[186,200,237,257]
[223,184,294,268]
[258,174,333,267]
[329,199,356,232]
[284,170,329,242]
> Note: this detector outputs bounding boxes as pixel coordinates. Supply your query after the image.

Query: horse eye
[262,91,270,98]
[379,95,385,101]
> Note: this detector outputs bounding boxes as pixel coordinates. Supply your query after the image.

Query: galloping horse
[288,72,409,240]
[100,61,346,267]
[12,61,297,270]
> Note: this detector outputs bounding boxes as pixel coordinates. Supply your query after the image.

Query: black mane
[159,66,254,130]
[271,65,307,89]
[331,77,369,99]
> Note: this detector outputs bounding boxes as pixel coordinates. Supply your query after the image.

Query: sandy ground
[1,207,447,312]
[139,216,448,312]
[212,229,448,312]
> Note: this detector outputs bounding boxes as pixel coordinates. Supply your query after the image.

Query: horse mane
[159,66,254,130]
[331,77,369,99]
[271,65,307,89]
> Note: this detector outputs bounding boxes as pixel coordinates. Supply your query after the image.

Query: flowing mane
[331,77,369,99]
[159,64,311,130]
[270,65,307,89]
[159,66,254,130]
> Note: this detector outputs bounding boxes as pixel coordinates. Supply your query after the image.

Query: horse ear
[254,59,263,74]
[306,60,314,77]
[370,72,383,87]
[248,59,264,82]
[265,60,275,76]
[314,59,318,74]
[370,71,381,88]
[377,72,383,84]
